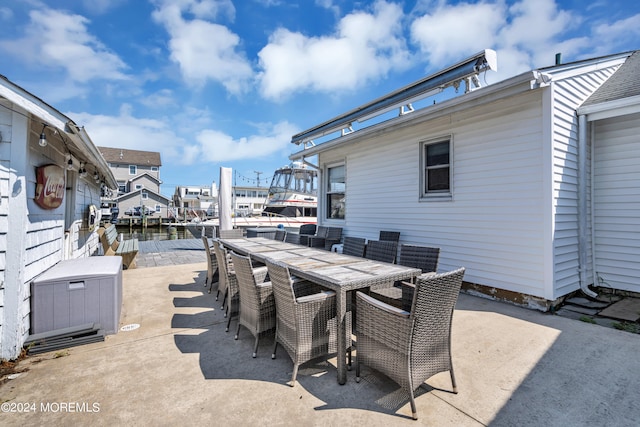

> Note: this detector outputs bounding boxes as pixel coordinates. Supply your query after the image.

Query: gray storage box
[31,257,123,335]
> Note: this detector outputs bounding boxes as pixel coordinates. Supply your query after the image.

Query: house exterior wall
[319,89,552,299]
[129,175,160,193]
[592,112,640,293]
[110,163,159,185]
[1,101,105,360]
[549,66,621,299]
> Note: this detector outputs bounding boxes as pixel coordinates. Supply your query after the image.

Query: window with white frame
[141,191,148,200]
[326,164,345,219]
[129,165,137,175]
[421,137,452,198]
[135,184,143,190]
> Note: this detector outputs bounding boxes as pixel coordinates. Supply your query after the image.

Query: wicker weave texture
[355,267,465,419]
[212,240,236,311]
[266,259,349,384]
[370,245,441,308]
[379,230,401,242]
[229,252,276,356]
[202,236,219,294]
[365,240,398,264]
[307,226,342,250]
[342,236,366,257]
[273,229,287,241]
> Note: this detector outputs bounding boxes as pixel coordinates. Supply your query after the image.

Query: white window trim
[129,165,137,175]
[420,135,453,201]
[324,161,346,222]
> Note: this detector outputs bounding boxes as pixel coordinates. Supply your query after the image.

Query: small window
[326,164,345,220]
[129,165,137,175]
[151,167,158,172]
[155,204,161,212]
[135,184,143,190]
[142,191,148,200]
[118,183,126,194]
[421,138,452,198]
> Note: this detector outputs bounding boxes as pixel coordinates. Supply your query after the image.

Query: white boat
[183,162,317,237]
[262,161,317,220]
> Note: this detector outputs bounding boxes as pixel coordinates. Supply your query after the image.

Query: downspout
[578,114,598,298]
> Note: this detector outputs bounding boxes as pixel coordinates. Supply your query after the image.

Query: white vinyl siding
[550,65,621,298]
[592,112,640,293]
[320,90,550,298]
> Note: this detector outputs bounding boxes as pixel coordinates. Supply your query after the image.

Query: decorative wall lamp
[39,124,48,147]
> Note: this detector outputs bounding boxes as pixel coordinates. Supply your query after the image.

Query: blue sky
[1,0,639,197]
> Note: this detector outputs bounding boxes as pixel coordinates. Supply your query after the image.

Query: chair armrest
[296,290,335,304]
[256,281,273,301]
[252,266,269,283]
[357,291,410,317]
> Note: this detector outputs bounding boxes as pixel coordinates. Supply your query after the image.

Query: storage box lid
[33,257,122,283]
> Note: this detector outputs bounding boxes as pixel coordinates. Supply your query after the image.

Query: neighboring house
[98,147,169,217]
[290,49,640,310]
[173,183,218,219]
[0,74,117,360]
[116,188,172,218]
[233,185,269,216]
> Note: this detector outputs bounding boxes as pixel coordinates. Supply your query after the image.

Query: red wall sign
[35,164,65,209]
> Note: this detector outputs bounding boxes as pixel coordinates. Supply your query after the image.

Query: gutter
[578,114,598,298]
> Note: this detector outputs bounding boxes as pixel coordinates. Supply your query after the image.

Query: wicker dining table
[219,237,421,385]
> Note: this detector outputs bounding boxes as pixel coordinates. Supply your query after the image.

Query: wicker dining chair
[370,244,441,309]
[212,240,234,307]
[355,267,465,420]
[202,236,219,295]
[307,226,343,250]
[364,240,398,264]
[229,252,276,357]
[265,259,352,386]
[300,225,327,247]
[342,236,366,257]
[284,231,300,244]
[274,229,287,241]
[214,243,269,332]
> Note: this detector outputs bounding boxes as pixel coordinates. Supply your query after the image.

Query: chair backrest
[342,236,366,257]
[202,236,214,276]
[409,268,465,354]
[326,227,342,240]
[229,252,260,310]
[274,229,287,241]
[285,232,300,244]
[299,224,317,235]
[365,240,398,263]
[379,230,401,242]
[220,228,244,238]
[315,225,329,238]
[399,244,440,273]
[212,240,232,291]
[264,259,297,330]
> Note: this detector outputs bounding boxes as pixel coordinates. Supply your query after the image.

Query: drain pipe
[578,114,598,298]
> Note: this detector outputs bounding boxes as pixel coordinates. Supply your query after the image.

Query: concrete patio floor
[2,259,640,426]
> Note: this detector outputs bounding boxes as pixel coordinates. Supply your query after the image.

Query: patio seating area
[3,240,640,425]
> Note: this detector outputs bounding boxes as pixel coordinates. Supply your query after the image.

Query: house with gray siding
[0,75,117,360]
[290,49,640,309]
[98,147,170,217]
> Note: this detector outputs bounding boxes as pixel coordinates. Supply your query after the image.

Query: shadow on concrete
[169,277,421,419]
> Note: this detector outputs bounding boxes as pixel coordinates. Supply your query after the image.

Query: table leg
[336,289,347,385]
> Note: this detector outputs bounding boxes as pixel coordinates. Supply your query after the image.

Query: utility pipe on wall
[578,114,598,298]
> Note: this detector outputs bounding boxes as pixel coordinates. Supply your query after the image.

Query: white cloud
[257,0,410,100]
[71,105,298,166]
[411,1,505,66]
[191,121,299,163]
[152,0,251,93]
[410,0,587,82]
[0,8,128,82]
[591,13,640,55]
